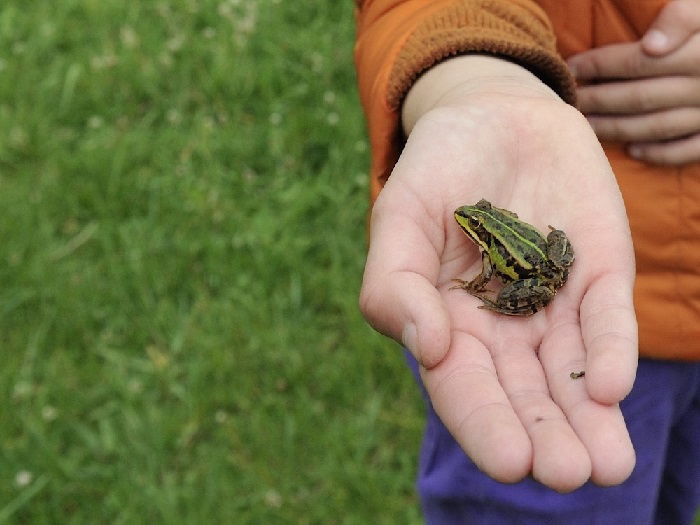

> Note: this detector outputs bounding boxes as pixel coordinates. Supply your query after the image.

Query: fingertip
[591,437,636,487]
[586,335,638,404]
[406,292,452,369]
[460,406,533,484]
[529,422,591,493]
[533,449,591,494]
[360,269,451,368]
[588,410,636,486]
[642,0,700,56]
[641,29,670,55]
[402,318,450,370]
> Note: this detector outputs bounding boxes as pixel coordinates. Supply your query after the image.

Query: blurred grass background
[0,1,425,522]
[3,2,699,524]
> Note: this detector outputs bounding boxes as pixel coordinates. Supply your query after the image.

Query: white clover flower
[41,406,58,422]
[326,112,340,126]
[15,470,33,487]
[269,112,282,126]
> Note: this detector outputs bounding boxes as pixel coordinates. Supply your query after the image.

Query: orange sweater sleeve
[354,0,576,204]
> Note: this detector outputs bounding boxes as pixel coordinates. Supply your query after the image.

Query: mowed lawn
[0,1,424,523]
[2,2,699,524]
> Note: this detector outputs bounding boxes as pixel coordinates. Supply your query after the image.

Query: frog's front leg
[478,278,556,316]
[450,251,493,292]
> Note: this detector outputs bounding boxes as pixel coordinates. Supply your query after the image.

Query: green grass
[2,2,699,524]
[0,1,424,523]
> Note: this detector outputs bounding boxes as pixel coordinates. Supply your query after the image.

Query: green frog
[451,199,574,316]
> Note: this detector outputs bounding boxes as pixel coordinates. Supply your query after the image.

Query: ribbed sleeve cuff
[387,1,577,109]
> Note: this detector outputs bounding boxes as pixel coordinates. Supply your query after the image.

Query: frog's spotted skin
[451,199,574,316]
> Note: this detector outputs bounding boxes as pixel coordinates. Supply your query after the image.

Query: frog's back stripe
[486,211,548,278]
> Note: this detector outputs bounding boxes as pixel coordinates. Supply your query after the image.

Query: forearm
[354,0,576,203]
[402,55,564,135]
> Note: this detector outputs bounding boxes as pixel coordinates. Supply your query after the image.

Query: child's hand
[360,56,638,493]
[567,0,700,165]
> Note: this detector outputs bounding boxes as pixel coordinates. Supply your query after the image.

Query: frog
[451,198,575,316]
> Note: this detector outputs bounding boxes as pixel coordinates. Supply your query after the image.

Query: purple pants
[405,353,700,525]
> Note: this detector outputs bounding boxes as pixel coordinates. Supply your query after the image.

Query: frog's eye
[468,216,482,230]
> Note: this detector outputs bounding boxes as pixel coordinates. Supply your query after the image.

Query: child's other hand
[568,0,700,165]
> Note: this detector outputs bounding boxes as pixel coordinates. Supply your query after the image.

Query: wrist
[402,55,564,135]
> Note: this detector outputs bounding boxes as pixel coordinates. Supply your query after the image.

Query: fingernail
[644,29,668,52]
[402,322,418,356]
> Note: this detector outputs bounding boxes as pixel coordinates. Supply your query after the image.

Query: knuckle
[628,86,655,112]
[624,51,648,76]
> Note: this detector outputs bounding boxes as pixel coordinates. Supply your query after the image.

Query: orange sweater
[355,0,700,360]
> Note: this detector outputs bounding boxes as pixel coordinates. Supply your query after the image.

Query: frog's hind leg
[546,227,575,270]
[479,279,555,316]
[477,300,541,316]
